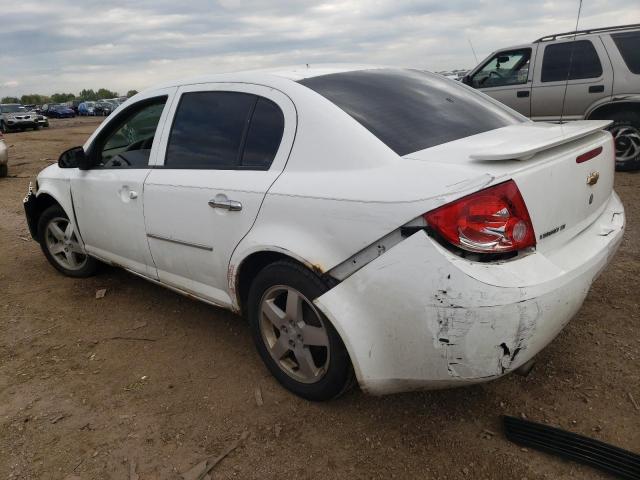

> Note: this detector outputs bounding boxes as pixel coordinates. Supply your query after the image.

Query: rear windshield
[299,69,524,156]
[612,31,640,74]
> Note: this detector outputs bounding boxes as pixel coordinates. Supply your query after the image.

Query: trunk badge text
[586,171,600,186]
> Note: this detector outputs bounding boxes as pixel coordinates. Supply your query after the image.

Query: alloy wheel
[44,217,88,271]
[259,285,330,384]
[611,124,640,163]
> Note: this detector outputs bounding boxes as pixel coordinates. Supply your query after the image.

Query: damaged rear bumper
[315,192,625,395]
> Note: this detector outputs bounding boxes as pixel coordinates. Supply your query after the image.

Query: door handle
[208,198,242,211]
[517,90,530,98]
[128,191,138,199]
[589,85,605,93]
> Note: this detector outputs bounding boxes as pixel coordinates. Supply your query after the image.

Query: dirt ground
[0,117,638,480]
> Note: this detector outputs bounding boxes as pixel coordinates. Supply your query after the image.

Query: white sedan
[24,66,625,400]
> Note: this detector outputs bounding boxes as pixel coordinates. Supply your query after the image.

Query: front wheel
[608,111,640,171]
[248,260,353,401]
[0,164,7,177]
[38,205,98,277]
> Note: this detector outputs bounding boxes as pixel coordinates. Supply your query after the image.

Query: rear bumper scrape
[315,192,625,395]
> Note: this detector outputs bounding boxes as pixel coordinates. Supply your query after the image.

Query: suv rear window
[541,40,603,82]
[299,69,523,156]
[612,31,640,74]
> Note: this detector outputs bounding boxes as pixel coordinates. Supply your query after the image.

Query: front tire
[248,260,353,401]
[38,205,98,277]
[0,164,7,177]
[608,111,640,171]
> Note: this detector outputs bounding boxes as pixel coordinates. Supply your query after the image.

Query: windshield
[1,104,26,113]
[299,68,525,156]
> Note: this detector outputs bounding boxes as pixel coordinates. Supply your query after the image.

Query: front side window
[165,91,284,170]
[612,31,640,74]
[299,68,524,156]
[471,49,531,88]
[541,40,603,82]
[96,97,167,168]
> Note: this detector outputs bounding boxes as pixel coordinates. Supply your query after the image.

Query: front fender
[34,165,83,244]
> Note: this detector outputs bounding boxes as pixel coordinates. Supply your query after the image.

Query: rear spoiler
[469,120,612,161]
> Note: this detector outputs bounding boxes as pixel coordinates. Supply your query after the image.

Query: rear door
[531,38,613,121]
[143,83,296,306]
[469,47,535,116]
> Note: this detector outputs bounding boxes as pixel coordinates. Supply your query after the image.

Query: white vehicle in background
[0,131,7,177]
[24,66,624,400]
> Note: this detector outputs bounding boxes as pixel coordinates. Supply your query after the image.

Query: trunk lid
[404,121,616,253]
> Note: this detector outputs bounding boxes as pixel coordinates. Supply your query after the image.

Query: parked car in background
[43,104,76,118]
[0,104,40,132]
[0,131,7,177]
[94,101,114,116]
[37,115,49,128]
[23,67,624,400]
[463,24,640,171]
[78,102,96,116]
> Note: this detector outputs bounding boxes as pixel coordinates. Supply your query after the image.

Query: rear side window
[612,31,640,74]
[242,98,285,169]
[166,92,284,169]
[541,40,603,82]
[299,69,523,156]
[166,91,255,169]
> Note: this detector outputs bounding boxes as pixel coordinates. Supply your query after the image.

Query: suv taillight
[424,180,536,254]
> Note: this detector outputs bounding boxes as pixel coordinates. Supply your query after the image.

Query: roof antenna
[559,0,583,124]
[467,37,479,64]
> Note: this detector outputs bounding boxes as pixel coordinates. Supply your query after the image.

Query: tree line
[1,88,139,105]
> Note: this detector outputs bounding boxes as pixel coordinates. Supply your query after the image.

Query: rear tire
[607,111,640,171]
[0,164,7,177]
[38,205,98,277]
[248,260,353,401]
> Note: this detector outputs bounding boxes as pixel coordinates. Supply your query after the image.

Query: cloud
[0,0,638,97]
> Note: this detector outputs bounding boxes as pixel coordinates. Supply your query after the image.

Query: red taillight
[576,146,603,164]
[424,180,536,254]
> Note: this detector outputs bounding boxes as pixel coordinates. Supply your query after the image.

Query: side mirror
[58,146,91,169]
[462,75,472,86]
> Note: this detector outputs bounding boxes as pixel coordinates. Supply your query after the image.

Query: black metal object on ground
[503,415,640,479]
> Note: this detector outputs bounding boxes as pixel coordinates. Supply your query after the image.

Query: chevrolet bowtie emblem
[586,171,599,186]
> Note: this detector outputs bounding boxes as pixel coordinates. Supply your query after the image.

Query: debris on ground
[95,288,107,299]
[254,387,263,406]
[50,414,67,424]
[130,320,147,330]
[181,431,249,480]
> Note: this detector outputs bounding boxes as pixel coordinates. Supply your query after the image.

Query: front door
[470,47,534,116]
[531,38,613,121]
[143,83,296,307]
[71,91,174,276]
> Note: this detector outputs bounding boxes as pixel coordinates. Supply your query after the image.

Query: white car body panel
[315,192,624,395]
[144,83,297,307]
[29,66,625,395]
[72,87,178,278]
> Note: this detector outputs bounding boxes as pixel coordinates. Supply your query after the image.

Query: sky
[1,0,639,97]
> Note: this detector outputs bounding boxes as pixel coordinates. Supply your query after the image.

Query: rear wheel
[38,205,98,277]
[608,111,640,171]
[248,260,353,401]
[0,164,7,177]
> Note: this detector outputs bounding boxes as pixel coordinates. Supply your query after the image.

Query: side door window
[611,31,640,74]
[471,49,531,88]
[165,91,284,170]
[93,97,167,169]
[541,40,603,82]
